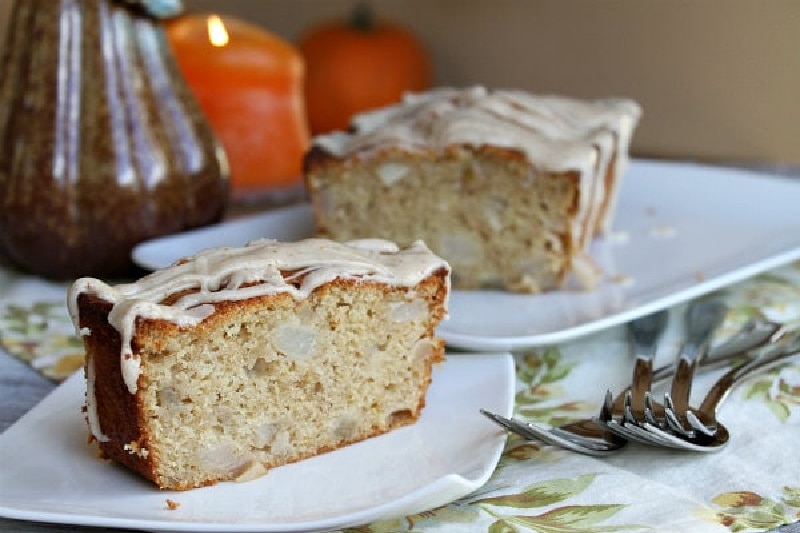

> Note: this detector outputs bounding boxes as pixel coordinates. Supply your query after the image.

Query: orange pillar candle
[167,14,309,195]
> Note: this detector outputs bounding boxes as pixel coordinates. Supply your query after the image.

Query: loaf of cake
[68,238,450,490]
[304,86,641,293]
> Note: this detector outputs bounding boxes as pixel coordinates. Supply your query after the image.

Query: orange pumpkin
[167,14,309,194]
[298,4,432,135]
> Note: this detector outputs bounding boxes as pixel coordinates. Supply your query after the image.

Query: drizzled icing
[314,85,640,175]
[69,237,450,403]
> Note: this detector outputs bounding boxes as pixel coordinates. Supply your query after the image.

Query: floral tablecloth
[1,261,800,533]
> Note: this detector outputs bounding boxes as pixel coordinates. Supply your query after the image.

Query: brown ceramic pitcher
[0,0,228,279]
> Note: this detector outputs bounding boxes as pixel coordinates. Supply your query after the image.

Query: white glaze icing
[69,238,450,407]
[315,86,639,174]
[85,356,108,442]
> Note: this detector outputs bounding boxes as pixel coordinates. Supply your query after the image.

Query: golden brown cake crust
[77,293,160,484]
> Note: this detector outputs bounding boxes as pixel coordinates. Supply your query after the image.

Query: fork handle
[629,356,654,413]
[626,311,668,414]
[697,345,800,416]
[613,328,778,413]
[669,345,703,413]
[669,300,726,413]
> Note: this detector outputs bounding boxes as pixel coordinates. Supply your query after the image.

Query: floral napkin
[1,261,799,532]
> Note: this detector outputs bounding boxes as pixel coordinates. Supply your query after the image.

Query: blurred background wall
[1,0,798,167]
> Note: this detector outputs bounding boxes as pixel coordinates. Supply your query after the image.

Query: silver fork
[481,311,669,456]
[686,328,800,436]
[635,329,800,451]
[661,299,727,437]
[480,314,779,456]
[479,407,626,456]
[601,300,726,446]
[600,310,668,443]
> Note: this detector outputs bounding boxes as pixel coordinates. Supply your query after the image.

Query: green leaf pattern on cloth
[722,265,800,424]
[346,474,647,533]
[708,487,800,531]
[0,301,84,380]
[742,372,800,423]
[514,347,597,428]
[473,474,647,532]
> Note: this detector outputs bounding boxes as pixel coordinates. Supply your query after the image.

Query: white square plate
[133,159,800,351]
[0,353,514,532]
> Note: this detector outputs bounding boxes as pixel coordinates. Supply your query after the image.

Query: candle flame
[207,15,229,47]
